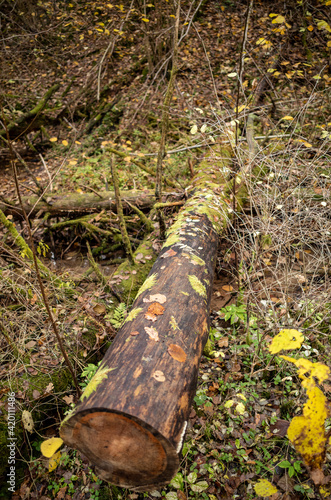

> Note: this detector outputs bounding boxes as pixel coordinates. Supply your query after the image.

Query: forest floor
[0,1,330,499]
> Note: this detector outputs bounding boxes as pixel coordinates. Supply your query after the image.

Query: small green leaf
[187,471,197,484]
[279,460,291,468]
[191,481,208,493]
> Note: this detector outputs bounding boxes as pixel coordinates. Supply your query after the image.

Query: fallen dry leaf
[130,331,140,336]
[63,395,74,405]
[144,326,159,341]
[143,293,167,304]
[93,303,106,315]
[145,312,157,322]
[222,285,233,292]
[218,337,229,348]
[147,302,165,315]
[161,248,177,258]
[168,344,187,363]
[44,382,54,394]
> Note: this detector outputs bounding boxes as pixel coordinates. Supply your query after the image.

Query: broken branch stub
[60,141,242,491]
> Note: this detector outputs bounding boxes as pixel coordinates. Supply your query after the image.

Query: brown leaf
[32,390,41,399]
[145,312,157,322]
[176,491,187,500]
[63,395,74,405]
[277,475,294,492]
[269,419,290,437]
[310,468,327,485]
[93,303,106,315]
[130,331,140,336]
[168,344,187,363]
[144,326,159,342]
[147,302,165,315]
[161,248,177,258]
[30,293,38,305]
[218,337,229,348]
[143,293,167,304]
[25,340,36,349]
[44,383,54,394]
[222,285,233,292]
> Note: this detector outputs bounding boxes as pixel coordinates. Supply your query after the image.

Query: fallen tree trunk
[0,84,60,138]
[0,189,176,220]
[60,136,247,491]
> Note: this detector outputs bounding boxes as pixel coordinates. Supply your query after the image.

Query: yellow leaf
[142,18,149,22]
[41,437,63,458]
[48,451,61,472]
[282,115,294,120]
[287,386,328,470]
[76,188,83,194]
[235,402,245,415]
[317,20,331,32]
[268,329,304,354]
[49,137,58,142]
[256,37,268,45]
[271,15,286,24]
[224,400,234,408]
[69,160,77,166]
[303,142,312,148]
[123,156,131,162]
[75,141,81,145]
[22,410,34,433]
[308,25,314,31]
[222,285,233,292]
[235,104,247,113]
[280,356,330,388]
[254,479,278,497]
[62,140,68,146]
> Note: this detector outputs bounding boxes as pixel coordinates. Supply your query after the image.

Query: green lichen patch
[136,273,158,298]
[188,275,207,298]
[190,254,205,266]
[124,307,143,323]
[80,365,117,401]
[60,407,75,428]
[162,232,181,248]
[170,315,179,331]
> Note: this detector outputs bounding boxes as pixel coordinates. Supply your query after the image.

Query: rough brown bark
[0,189,175,220]
[60,138,245,491]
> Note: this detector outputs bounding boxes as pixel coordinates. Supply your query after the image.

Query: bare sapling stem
[233,0,253,284]
[110,155,135,265]
[155,0,180,240]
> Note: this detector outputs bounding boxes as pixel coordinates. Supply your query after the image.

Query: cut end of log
[60,410,179,491]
